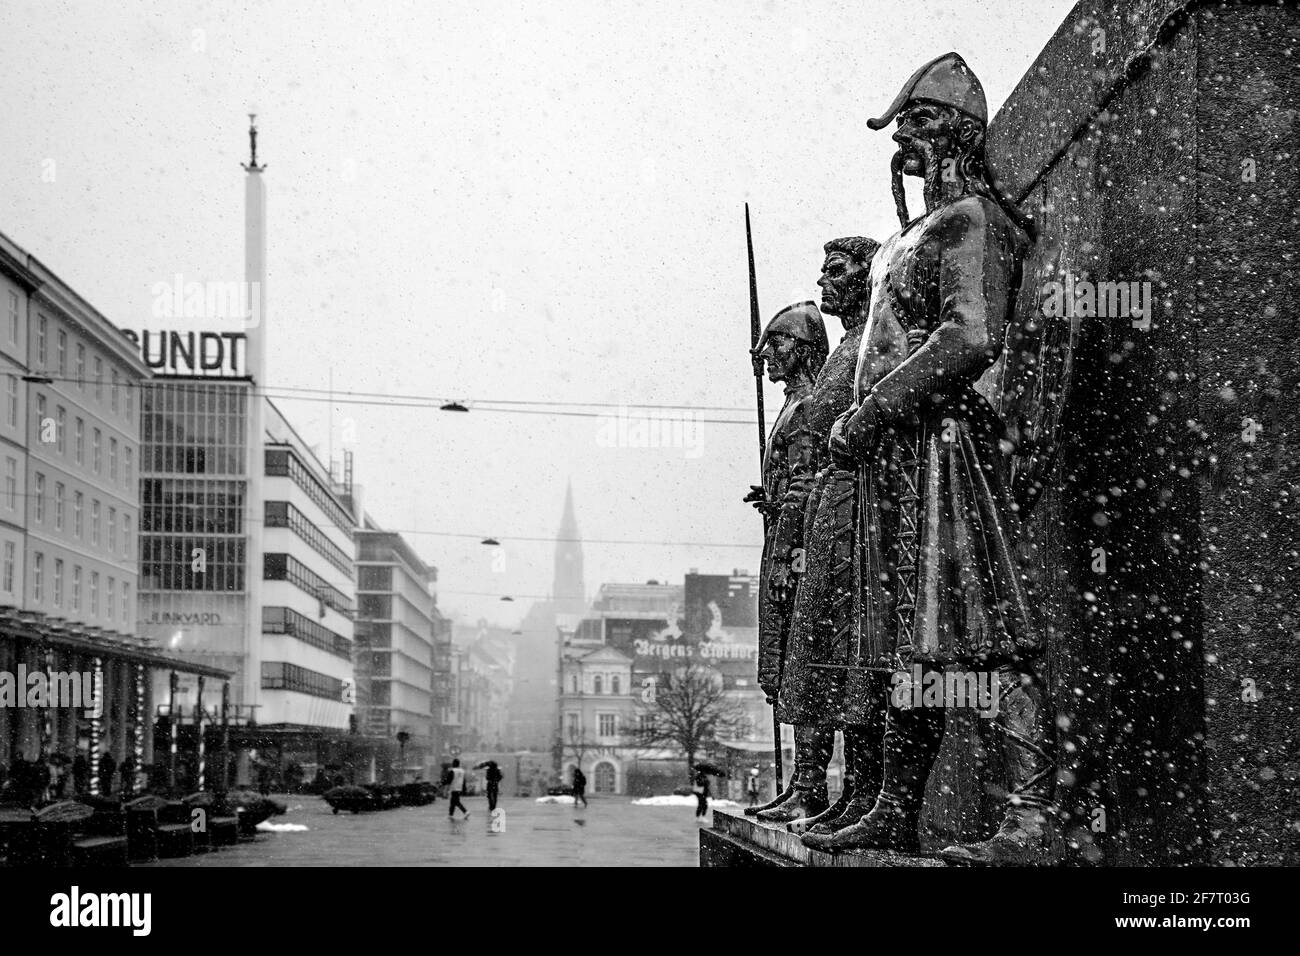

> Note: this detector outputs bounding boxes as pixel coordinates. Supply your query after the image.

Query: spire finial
[242,113,264,172]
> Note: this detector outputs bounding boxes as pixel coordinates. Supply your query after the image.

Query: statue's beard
[890,149,909,229]
[891,141,962,227]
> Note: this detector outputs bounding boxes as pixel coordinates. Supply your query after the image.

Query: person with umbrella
[476,760,503,812]
[692,762,727,820]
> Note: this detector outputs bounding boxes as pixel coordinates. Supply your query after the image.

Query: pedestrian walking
[693,768,710,819]
[571,766,588,808]
[484,761,503,812]
[746,767,761,807]
[446,759,470,819]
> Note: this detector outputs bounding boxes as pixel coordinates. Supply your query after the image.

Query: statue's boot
[754,723,832,824]
[941,666,1061,866]
[744,781,794,816]
[806,709,887,836]
[802,701,941,854]
[787,779,852,834]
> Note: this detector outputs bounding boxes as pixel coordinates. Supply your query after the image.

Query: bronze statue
[743,301,832,823]
[778,237,890,837]
[805,53,1060,865]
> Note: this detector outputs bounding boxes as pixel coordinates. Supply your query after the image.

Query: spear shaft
[746,203,767,469]
[746,203,783,792]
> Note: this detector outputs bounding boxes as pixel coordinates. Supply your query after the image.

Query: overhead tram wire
[238,512,761,550]
[23,370,757,422]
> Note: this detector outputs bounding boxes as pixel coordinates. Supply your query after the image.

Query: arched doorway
[593,761,617,794]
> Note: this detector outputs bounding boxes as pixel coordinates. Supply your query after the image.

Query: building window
[566,712,579,739]
[74,491,83,537]
[57,330,67,376]
[263,448,356,540]
[107,576,115,620]
[2,541,13,592]
[92,429,101,473]
[72,566,81,611]
[593,675,603,695]
[56,406,65,454]
[357,594,391,618]
[262,606,352,660]
[91,499,100,545]
[612,675,621,695]
[111,368,119,412]
[36,394,45,434]
[123,513,131,557]
[109,438,117,480]
[6,291,16,344]
[262,552,354,615]
[357,565,393,591]
[36,315,46,367]
[121,581,129,624]
[260,661,345,701]
[141,382,249,476]
[32,552,43,602]
[75,418,84,465]
[90,571,99,614]
[140,533,245,593]
[571,674,578,693]
[76,343,85,389]
[54,482,64,531]
[265,500,354,576]
[34,473,44,523]
[124,446,133,486]
[598,713,616,738]
[4,458,14,510]
[108,507,116,552]
[5,375,15,428]
[94,357,102,400]
[53,559,63,607]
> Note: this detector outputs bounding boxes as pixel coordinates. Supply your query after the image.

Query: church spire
[553,480,585,608]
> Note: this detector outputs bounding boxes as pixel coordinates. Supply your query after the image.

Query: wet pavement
[143,793,706,867]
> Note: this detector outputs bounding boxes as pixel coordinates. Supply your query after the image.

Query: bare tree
[627,664,746,778]
[559,721,602,773]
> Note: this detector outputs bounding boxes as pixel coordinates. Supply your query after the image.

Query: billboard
[601,573,759,678]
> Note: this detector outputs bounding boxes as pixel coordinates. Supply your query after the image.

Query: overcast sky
[0,0,1073,628]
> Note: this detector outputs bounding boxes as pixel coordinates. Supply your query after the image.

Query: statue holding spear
[741,206,835,822]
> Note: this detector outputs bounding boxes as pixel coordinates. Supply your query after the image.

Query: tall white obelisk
[242,115,267,718]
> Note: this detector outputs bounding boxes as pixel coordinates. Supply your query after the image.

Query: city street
[144,795,709,867]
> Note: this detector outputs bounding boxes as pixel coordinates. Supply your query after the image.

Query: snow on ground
[631,795,741,808]
[257,821,310,832]
[536,795,578,805]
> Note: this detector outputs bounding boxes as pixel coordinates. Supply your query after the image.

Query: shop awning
[0,608,231,679]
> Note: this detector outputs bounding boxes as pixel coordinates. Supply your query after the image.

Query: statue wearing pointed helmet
[806,53,1060,866]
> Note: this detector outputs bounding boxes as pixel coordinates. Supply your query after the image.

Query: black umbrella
[693,762,728,777]
[474,760,498,770]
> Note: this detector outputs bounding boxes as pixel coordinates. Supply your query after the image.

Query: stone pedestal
[700,809,944,868]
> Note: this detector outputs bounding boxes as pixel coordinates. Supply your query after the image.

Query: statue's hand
[829,407,856,467]
[769,559,796,605]
[759,679,779,704]
[743,484,766,507]
[844,395,882,456]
